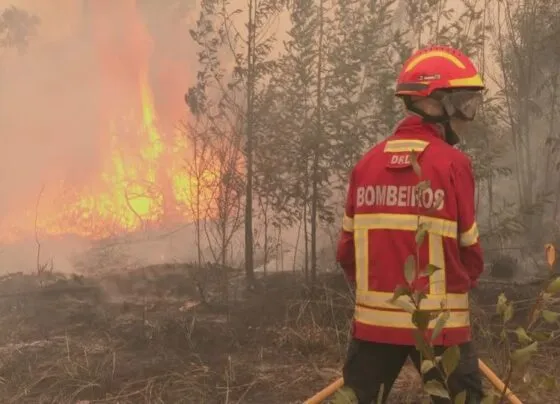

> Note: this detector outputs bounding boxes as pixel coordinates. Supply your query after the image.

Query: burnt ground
[0,266,558,404]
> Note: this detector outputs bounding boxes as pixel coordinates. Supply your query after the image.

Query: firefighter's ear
[400,98,408,112]
[412,97,445,117]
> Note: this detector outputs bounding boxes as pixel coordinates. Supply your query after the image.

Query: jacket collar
[392,114,445,141]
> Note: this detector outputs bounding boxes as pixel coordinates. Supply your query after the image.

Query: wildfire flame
[0,0,214,242]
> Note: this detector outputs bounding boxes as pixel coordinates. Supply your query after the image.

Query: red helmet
[395,45,485,97]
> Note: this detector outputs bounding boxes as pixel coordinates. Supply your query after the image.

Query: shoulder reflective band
[384,139,429,153]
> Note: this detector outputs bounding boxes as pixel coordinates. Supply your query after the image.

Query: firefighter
[336,45,485,404]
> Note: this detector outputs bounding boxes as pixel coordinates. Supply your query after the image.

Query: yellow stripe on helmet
[405,50,466,72]
[449,74,485,88]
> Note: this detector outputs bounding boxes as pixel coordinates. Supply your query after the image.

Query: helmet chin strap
[404,97,461,146]
[440,121,460,146]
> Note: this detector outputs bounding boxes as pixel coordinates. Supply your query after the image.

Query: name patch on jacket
[383,139,429,168]
[387,153,412,168]
[356,184,445,210]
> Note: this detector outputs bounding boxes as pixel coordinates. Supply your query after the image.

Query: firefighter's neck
[407,97,446,140]
[405,110,446,140]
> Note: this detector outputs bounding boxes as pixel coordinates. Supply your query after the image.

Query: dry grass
[0,267,558,403]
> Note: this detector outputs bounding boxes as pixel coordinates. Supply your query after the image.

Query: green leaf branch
[387,151,463,402]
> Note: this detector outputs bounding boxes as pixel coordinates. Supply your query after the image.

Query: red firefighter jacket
[336,115,484,346]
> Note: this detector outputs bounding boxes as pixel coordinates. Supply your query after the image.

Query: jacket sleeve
[451,156,484,287]
[336,169,356,283]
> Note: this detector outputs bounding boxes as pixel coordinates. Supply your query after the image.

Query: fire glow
[1,1,215,242]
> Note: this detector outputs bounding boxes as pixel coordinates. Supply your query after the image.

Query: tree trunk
[303,202,309,282]
[220,190,229,306]
[244,0,256,288]
[261,196,269,277]
[310,0,325,287]
[311,153,319,286]
[544,73,559,226]
[554,179,560,221]
[293,215,302,273]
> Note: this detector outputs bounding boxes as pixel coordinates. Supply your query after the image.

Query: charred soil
[0,267,557,403]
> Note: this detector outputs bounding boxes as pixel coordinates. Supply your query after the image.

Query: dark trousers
[342,338,484,404]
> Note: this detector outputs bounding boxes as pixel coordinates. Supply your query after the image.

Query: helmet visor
[443,91,483,120]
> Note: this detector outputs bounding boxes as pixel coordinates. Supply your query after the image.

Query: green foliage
[481,394,499,404]
[513,327,532,344]
[441,345,460,376]
[454,390,467,404]
[541,309,560,323]
[412,310,432,331]
[387,149,464,400]
[415,223,429,246]
[510,341,538,367]
[424,379,450,399]
[490,274,560,402]
[421,264,441,278]
[376,384,385,404]
[404,255,416,285]
[421,359,435,374]
[546,277,560,294]
[431,311,449,342]
[390,295,416,314]
[330,386,358,404]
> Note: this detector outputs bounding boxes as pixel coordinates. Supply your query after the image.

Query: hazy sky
[1,0,82,41]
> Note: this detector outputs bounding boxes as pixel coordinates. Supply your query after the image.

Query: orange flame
[0,0,216,242]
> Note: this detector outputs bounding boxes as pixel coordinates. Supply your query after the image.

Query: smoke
[0,0,323,277]
[0,0,195,237]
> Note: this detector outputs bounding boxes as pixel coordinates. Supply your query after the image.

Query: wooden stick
[303,360,524,404]
[478,359,523,404]
[303,377,343,404]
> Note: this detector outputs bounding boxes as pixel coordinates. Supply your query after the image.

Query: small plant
[332,151,459,404]
[393,152,560,404]
[482,244,560,403]
[384,151,465,403]
[331,386,358,404]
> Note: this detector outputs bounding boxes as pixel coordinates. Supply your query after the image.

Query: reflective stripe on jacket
[336,115,484,346]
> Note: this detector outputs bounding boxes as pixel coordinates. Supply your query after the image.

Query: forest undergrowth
[0,264,557,404]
